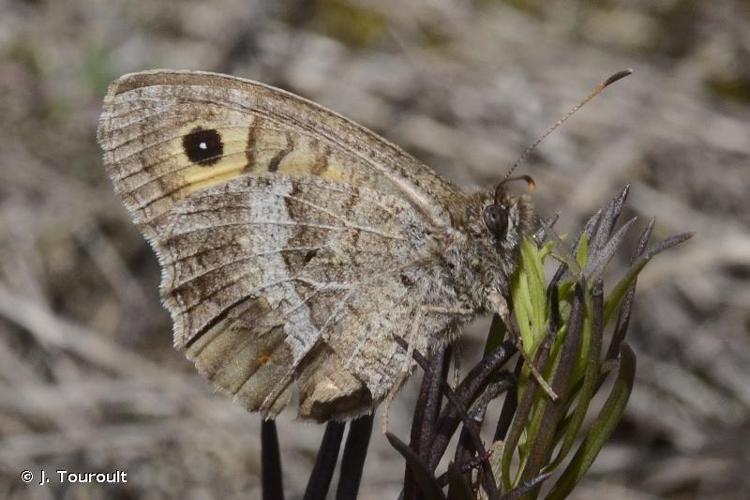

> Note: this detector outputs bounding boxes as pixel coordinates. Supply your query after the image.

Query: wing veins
[168,246,325,290]
[166,219,406,242]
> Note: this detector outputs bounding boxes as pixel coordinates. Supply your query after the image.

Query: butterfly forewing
[97,70,464,235]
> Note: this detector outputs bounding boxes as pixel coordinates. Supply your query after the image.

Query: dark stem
[427,341,517,471]
[394,336,503,498]
[494,357,522,442]
[404,344,450,500]
[303,421,346,500]
[262,419,285,500]
[336,414,375,500]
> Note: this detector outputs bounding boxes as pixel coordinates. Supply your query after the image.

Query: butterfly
[97,70,536,421]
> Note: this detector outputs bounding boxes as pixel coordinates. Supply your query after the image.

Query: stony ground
[1,1,749,499]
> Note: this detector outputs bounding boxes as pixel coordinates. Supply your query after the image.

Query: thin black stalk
[262,419,284,500]
[452,381,509,481]
[457,381,512,498]
[436,454,486,486]
[336,414,375,500]
[303,421,346,500]
[394,337,501,498]
[435,379,498,499]
[493,357,522,442]
[427,341,516,470]
[452,425,478,487]
[404,344,449,500]
[500,472,553,500]
[387,432,447,500]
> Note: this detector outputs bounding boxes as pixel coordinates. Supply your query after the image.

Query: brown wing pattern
[97,69,465,241]
[97,70,470,420]
[161,175,458,419]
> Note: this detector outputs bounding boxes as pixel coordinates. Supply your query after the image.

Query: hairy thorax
[440,188,536,313]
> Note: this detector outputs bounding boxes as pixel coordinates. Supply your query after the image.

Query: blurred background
[1,0,749,498]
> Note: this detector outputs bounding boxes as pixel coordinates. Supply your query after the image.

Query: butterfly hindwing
[161,175,458,419]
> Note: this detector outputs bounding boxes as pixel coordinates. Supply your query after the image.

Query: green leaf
[604,232,694,325]
[513,238,550,356]
[547,281,604,471]
[515,283,586,495]
[545,343,636,500]
[513,271,534,350]
[570,293,592,386]
[575,232,590,269]
[541,220,581,275]
[603,260,648,326]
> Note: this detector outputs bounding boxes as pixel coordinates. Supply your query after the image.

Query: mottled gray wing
[156,174,462,420]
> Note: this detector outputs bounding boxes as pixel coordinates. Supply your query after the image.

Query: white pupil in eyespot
[199,142,208,150]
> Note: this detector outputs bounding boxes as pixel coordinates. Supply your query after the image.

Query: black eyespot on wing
[483,205,508,238]
[183,127,223,166]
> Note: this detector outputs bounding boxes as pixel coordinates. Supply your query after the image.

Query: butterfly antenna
[502,68,633,182]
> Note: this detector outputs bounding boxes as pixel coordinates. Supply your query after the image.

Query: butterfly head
[482,182,536,255]
[477,183,537,313]
[446,183,536,315]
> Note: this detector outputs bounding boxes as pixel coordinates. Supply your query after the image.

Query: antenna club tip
[503,69,632,180]
[603,68,633,87]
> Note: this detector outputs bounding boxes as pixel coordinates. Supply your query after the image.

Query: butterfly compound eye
[483,205,508,239]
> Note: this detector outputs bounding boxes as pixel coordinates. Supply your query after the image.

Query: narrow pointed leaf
[387,432,447,500]
[500,472,553,500]
[533,212,561,241]
[575,232,590,269]
[591,185,630,255]
[542,219,581,275]
[547,280,604,471]
[545,343,636,500]
[585,217,637,282]
[604,232,693,325]
[581,208,603,243]
[519,282,585,492]
[604,218,654,360]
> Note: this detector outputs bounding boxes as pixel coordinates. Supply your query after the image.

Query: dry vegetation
[1,0,749,498]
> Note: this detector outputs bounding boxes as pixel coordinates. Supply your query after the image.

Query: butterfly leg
[380,302,474,432]
[421,305,475,316]
[381,304,427,433]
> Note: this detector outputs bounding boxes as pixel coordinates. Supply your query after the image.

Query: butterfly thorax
[441,188,536,313]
